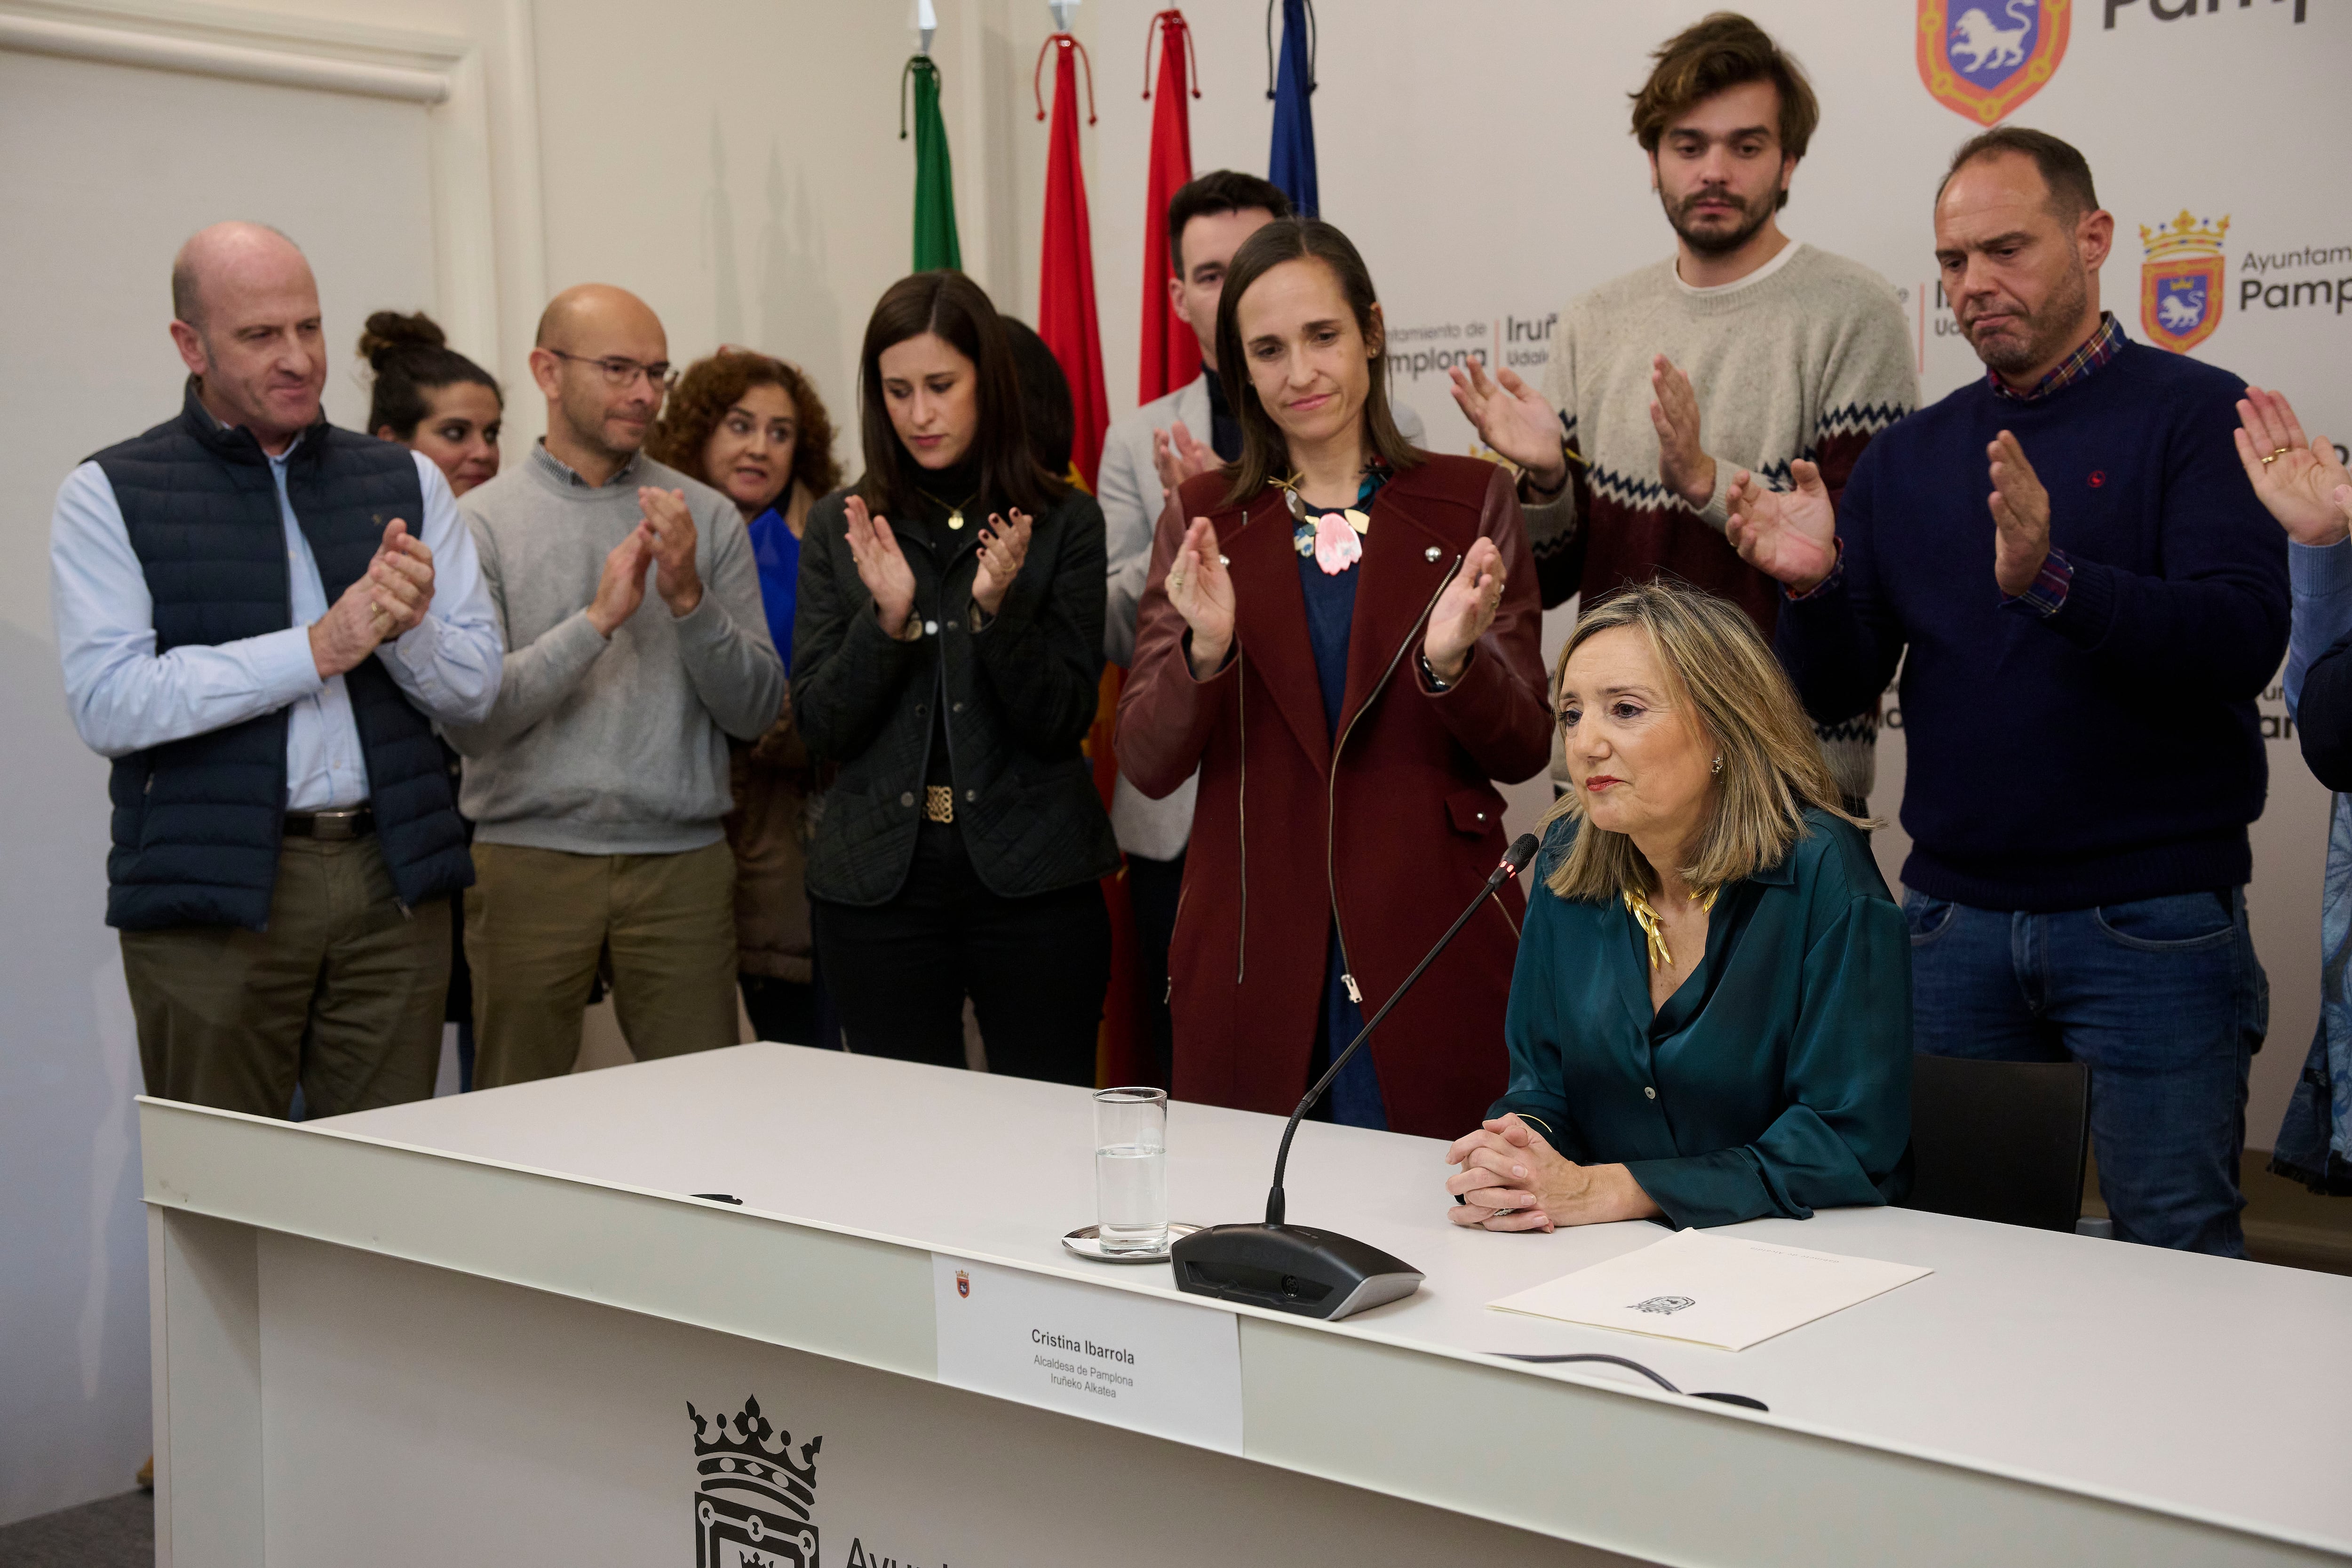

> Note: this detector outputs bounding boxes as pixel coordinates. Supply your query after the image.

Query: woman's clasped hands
[1445,1113,1662,1231]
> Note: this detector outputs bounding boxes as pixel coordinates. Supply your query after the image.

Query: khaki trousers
[119,836,451,1119]
[466,839,739,1088]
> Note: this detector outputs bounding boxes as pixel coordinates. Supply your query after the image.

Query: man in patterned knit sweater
[1452,12,1914,805]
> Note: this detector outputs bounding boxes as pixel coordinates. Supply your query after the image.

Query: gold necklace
[915,483,982,531]
[1622,884,1719,972]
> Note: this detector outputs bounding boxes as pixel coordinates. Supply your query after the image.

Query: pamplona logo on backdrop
[1917,0,2071,124]
[2140,210,2229,354]
[691,1396,821,1568]
[2101,0,2307,32]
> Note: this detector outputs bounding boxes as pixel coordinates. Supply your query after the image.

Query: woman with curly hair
[648,349,842,1047]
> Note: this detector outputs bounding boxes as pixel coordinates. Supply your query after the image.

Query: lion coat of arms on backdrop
[2140,211,2231,355]
[1917,0,2071,125]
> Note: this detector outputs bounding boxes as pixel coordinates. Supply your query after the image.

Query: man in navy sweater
[1725,128,2288,1256]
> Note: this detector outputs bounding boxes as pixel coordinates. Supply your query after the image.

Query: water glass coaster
[1062,1222,1201,1265]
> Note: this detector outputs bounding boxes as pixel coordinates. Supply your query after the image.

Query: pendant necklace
[1622,884,1720,972]
[1275,469,1375,576]
[915,484,982,532]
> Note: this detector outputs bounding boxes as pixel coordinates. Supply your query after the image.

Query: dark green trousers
[119,836,452,1119]
[465,839,740,1088]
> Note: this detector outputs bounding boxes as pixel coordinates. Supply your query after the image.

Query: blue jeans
[1903,889,2267,1256]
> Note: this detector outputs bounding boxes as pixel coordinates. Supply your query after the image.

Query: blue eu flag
[1269,0,1318,220]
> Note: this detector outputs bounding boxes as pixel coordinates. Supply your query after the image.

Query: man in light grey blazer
[1097,171,1423,1081]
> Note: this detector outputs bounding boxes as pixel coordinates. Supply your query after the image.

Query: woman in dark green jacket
[792,271,1119,1084]
[1447,582,1911,1231]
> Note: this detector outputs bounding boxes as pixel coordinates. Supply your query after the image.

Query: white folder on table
[1487,1228,1932,1351]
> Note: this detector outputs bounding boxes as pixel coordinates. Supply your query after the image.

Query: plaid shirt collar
[532,438,642,488]
[1989,311,2124,403]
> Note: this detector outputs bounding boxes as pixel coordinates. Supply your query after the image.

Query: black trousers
[1125,849,1185,1089]
[739,974,826,1049]
[811,821,1111,1086]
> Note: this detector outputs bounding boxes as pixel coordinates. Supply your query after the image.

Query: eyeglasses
[547,349,677,391]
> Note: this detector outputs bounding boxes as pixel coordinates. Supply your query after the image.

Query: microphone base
[1170,1223,1423,1321]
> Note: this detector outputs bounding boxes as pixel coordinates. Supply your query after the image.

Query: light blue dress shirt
[2275,536,2352,1185]
[50,438,503,810]
[2285,536,2352,718]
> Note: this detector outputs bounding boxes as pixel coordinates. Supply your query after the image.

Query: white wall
[0,32,442,1522]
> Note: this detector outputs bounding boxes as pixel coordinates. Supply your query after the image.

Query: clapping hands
[1422,536,1505,685]
[309,517,436,678]
[972,509,1033,618]
[2236,386,2352,548]
[1151,420,1219,502]
[842,495,918,637]
[1725,460,1838,594]
[1649,355,1717,511]
[1449,360,1568,491]
[1165,516,1235,679]
[637,487,704,616]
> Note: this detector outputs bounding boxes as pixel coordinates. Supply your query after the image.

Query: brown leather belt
[284,806,374,840]
[923,785,955,825]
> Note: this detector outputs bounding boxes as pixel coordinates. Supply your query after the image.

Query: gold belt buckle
[924,785,955,824]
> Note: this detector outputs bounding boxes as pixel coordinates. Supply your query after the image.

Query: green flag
[901,56,961,272]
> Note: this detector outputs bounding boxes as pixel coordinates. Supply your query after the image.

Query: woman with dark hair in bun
[360,310,503,496]
[360,310,504,1091]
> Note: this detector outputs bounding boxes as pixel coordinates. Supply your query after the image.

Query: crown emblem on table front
[691,1395,821,1568]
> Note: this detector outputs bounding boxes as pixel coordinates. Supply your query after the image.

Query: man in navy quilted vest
[49,222,502,1119]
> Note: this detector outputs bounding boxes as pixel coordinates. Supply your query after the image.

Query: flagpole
[1267,0,1319,220]
[902,0,961,271]
[1033,4,1109,488]
[1137,9,1200,404]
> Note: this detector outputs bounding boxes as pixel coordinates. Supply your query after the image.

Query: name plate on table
[931,1255,1242,1453]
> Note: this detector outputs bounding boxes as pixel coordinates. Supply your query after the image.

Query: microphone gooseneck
[1263,832,1539,1226]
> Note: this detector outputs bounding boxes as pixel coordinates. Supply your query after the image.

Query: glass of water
[1093,1087,1168,1253]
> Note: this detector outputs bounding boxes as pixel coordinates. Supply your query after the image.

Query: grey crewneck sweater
[446,443,784,854]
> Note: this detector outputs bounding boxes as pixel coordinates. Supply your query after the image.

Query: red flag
[1137,10,1199,404]
[1035,32,1111,490]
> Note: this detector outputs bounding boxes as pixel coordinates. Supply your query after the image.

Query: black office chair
[1901,1054,2091,1233]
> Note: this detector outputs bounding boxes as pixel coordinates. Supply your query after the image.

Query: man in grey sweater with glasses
[447,284,784,1085]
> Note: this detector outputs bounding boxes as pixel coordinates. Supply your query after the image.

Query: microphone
[1172,832,1541,1321]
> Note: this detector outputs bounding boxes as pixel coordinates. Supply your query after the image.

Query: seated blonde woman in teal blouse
[1446,582,1912,1232]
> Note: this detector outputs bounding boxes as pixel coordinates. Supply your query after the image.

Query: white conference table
[141,1043,2352,1567]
